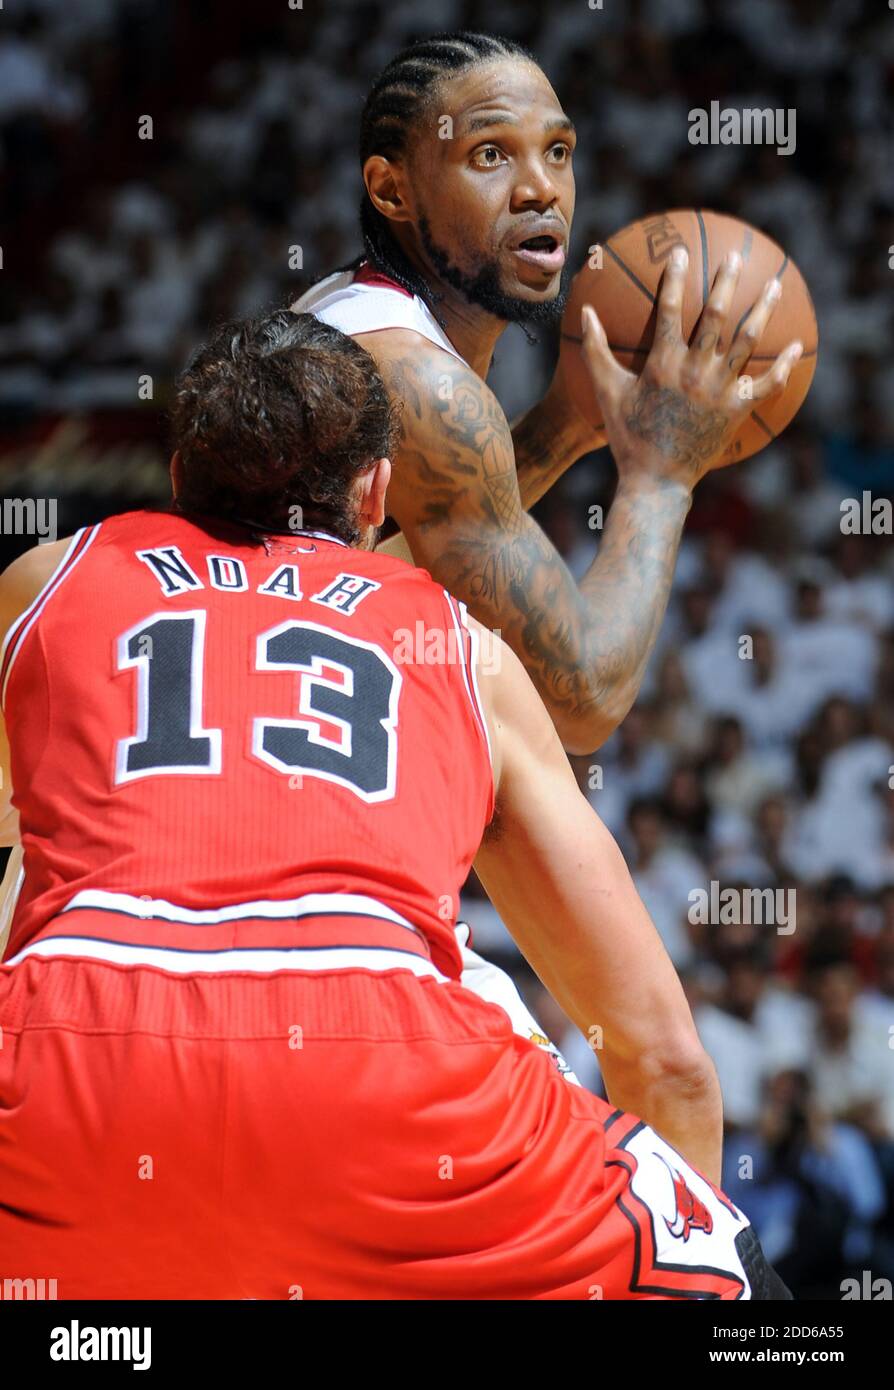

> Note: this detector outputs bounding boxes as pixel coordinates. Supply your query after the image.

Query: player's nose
[510,156,561,211]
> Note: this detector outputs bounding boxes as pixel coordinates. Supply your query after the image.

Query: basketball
[560,209,818,465]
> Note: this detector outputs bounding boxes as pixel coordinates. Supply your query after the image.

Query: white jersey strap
[292,266,469,368]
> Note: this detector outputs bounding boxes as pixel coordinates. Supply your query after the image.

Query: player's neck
[431,287,505,377]
[384,238,506,375]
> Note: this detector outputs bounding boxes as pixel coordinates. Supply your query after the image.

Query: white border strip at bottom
[4,934,451,979]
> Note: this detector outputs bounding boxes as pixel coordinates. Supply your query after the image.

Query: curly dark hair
[171,310,402,544]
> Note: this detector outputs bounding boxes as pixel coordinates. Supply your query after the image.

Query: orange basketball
[560,209,818,465]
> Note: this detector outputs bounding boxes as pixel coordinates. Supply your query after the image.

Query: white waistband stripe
[61,888,420,932]
[5,936,450,979]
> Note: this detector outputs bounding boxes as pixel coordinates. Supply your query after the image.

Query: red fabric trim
[352,260,413,299]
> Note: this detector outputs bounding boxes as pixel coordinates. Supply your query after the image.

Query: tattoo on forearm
[625,384,727,470]
[511,408,571,508]
[444,522,607,720]
[379,350,691,745]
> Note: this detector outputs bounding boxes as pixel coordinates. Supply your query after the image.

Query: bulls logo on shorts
[604,1115,756,1298]
[655,1153,714,1242]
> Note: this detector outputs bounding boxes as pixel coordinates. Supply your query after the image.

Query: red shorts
[0,950,759,1300]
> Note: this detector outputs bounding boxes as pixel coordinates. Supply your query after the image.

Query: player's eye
[547,142,573,164]
[470,144,505,169]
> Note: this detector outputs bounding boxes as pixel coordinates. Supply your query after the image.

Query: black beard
[418,214,569,326]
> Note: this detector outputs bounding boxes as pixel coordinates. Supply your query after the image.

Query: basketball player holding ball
[294,29,815,757]
[0,33,813,1300]
[293,30,816,1070]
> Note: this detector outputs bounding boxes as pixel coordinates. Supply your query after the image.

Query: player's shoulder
[0,509,150,593]
[355,327,504,438]
[354,325,468,380]
[0,511,138,640]
[0,537,75,643]
[1,536,72,589]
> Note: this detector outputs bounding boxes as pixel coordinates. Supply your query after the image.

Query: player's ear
[169,451,184,499]
[357,457,391,529]
[363,157,412,225]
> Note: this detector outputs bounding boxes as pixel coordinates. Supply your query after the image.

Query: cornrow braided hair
[352,30,537,319]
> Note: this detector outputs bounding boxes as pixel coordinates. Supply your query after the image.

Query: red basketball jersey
[0,509,493,977]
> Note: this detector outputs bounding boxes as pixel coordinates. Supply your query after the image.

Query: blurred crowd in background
[2,0,893,1299]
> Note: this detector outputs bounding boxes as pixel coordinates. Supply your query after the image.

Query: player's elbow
[553,634,643,754]
[553,682,635,757]
[605,1034,722,1145]
[645,1040,722,1119]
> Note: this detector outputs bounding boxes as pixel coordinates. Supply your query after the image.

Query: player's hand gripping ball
[559,209,818,473]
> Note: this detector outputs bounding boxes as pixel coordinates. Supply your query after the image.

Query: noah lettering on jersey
[135,546,380,616]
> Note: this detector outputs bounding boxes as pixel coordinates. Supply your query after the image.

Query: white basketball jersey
[291,262,469,367]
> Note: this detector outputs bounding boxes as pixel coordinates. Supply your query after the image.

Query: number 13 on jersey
[114,611,402,803]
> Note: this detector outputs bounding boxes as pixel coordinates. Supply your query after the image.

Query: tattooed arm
[356,250,802,754]
[361,330,688,753]
[510,388,606,510]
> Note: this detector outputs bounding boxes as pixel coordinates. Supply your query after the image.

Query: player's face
[407,60,576,323]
